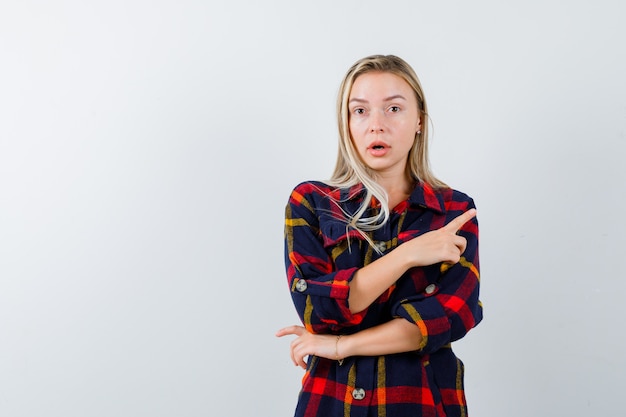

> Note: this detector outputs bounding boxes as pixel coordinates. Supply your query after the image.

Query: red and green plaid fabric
[284,181,482,417]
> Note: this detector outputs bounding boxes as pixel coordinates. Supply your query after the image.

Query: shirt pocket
[319,218,365,247]
[319,218,369,267]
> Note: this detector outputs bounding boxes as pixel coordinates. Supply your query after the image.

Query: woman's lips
[367,141,390,157]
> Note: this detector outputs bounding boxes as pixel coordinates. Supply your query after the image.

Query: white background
[1,1,625,416]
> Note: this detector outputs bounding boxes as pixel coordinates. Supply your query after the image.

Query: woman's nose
[369,111,384,132]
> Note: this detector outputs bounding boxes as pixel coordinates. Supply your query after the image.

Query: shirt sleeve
[284,183,366,334]
[391,200,483,355]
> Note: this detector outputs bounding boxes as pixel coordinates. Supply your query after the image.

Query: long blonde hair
[328,55,447,233]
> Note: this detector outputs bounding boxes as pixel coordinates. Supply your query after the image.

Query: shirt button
[374,241,387,252]
[295,279,308,292]
[424,284,436,294]
[352,388,366,400]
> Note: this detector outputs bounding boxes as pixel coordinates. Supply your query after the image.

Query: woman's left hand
[276,325,339,369]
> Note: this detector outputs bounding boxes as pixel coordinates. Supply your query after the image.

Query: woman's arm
[347,208,476,313]
[276,318,421,369]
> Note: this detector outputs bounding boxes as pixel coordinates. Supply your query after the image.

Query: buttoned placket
[371,211,394,259]
[347,212,399,415]
[348,357,375,414]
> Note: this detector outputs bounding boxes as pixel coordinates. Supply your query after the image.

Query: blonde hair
[328,54,447,233]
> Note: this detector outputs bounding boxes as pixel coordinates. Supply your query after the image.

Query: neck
[376,173,413,209]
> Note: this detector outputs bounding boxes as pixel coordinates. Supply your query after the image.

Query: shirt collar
[339,182,446,214]
[407,182,446,214]
[339,183,366,202]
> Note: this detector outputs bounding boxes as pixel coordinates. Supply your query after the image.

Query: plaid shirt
[284,181,482,417]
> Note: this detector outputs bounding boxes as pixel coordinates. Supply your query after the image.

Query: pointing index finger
[443,208,477,233]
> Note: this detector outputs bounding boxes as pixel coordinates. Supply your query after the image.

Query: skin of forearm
[340,318,423,358]
[348,244,413,313]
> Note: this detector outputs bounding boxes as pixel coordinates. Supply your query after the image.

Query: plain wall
[1,0,625,416]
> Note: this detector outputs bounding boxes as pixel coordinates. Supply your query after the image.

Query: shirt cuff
[393,293,451,354]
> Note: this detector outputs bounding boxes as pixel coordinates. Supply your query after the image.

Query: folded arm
[276,318,422,369]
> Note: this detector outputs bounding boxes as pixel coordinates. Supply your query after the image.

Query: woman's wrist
[335,335,344,365]
[337,334,355,359]
[391,243,416,270]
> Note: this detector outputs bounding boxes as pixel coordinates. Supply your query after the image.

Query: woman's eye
[389,106,400,112]
[353,108,365,115]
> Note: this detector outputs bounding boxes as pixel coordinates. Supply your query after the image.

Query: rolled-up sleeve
[392,204,482,354]
[284,184,365,333]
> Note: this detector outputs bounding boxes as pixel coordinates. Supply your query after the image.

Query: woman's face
[348,71,421,178]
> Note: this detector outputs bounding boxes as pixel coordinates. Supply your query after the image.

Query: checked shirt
[284,180,482,417]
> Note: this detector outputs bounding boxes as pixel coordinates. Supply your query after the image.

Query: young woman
[276,55,482,417]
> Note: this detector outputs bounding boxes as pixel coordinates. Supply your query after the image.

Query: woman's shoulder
[290,180,334,195]
[287,180,365,209]
[441,187,474,201]
[289,180,361,199]
[436,186,477,210]
[286,181,336,207]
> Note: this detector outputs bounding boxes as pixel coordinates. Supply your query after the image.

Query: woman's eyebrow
[349,95,407,104]
[383,94,407,102]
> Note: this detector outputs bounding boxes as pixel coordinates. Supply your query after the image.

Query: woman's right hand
[400,208,477,267]
[347,209,477,314]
